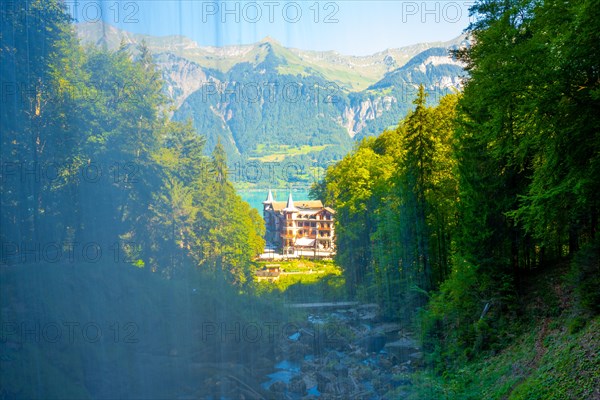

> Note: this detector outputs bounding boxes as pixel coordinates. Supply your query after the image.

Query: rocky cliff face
[170,45,466,156]
[341,96,398,138]
[154,53,213,108]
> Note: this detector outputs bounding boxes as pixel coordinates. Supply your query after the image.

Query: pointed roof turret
[283,192,298,212]
[263,189,274,204]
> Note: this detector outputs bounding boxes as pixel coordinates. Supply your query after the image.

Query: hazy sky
[68,1,474,55]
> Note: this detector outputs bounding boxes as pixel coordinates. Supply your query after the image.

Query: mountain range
[76,22,468,181]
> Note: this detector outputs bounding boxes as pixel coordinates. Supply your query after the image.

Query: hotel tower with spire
[262,190,335,256]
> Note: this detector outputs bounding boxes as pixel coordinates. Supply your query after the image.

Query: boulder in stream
[384,337,420,363]
[357,335,387,353]
[289,375,307,395]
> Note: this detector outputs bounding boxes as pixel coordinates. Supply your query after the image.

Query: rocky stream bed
[260,304,423,399]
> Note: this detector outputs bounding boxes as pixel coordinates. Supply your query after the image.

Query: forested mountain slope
[77,22,469,163]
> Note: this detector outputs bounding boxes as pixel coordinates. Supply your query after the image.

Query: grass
[256,258,337,273]
[509,317,600,399]
[399,262,600,400]
[254,259,346,302]
[402,315,599,400]
[248,144,329,162]
[275,59,380,92]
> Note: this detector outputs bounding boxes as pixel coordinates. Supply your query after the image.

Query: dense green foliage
[0,0,264,283]
[313,88,459,320]
[315,0,599,381]
[427,0,600,368]
[0,3,279,397]
[404,264,600,399]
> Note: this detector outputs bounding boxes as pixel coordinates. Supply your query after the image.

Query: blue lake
[237,188,312,214]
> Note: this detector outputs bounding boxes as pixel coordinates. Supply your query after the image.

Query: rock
[299,328,315,344]
[325,350,341,363]
[408,351,424,368]
[301,360,317,372]
[386,337,418,348]
[269,381,287,393]
[371,323,402,336]
[299,327,327,355]
[394,390,411,399]
[252,356,275,375]
[316,371,335,392]
[323,382,336,395]
[377,355,393,370]
[289,376,307,395]
[316,395,336,400]
[328,377,354,396]
[333,363,348,377]
[391,375,412,387]
[302,375,318,391]
[357,335,387,353]
[353,365,373,381]
[358,306,379,320]
[280,341,310,362]
[372,374,393,394]
[326,335,351,351]
[384,338,419,363]
[350,347,366,359]
[263,306,420,400]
